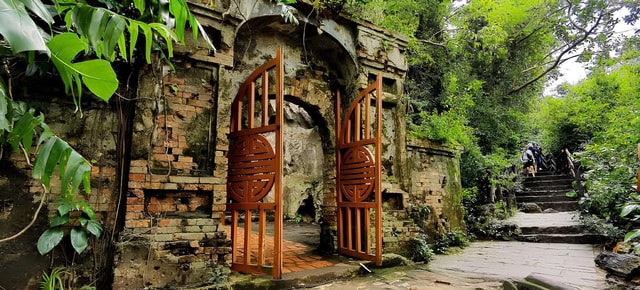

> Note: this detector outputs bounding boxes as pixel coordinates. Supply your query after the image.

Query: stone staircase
[517,171,578,211]
[513,172,604,244]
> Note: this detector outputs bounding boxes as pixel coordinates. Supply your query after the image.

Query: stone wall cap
[407,138,464,154]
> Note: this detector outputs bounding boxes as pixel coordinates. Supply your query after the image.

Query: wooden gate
[226,48,284,279]
[335,74,383,265]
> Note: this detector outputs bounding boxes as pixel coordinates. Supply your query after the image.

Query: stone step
[523,184,573,191]
[517,195,577,203]
[519,225,584,235]
[518,201,580,212]
[523,176,574,183]
[517,189,574,196]
[523,174,573,181]
[517,233,605,244]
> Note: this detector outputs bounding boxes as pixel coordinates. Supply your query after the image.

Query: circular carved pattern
[227,134,276,203]
[339,146,375,202]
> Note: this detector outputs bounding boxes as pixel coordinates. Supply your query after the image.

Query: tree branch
[507,12,603,95]
[418,38,448,49]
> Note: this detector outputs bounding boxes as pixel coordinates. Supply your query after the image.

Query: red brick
[125,219,150,228]
[146,204,161,212]
[168,77,185,85]
[127,204,144,212]
[160,204,177,212]
[129,173,146,182]
[127,197,144,205]
[125,212,143,220]
[178,156,193,163]
[130,160,148,167]
[157,219,172,227]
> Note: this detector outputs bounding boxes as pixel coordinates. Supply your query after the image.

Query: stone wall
[406,139,465,238]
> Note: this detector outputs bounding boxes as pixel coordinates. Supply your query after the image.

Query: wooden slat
[262,72,269,126]
[355,207,361,252]
[374,74,383,265]
[258,209,266,268]
[365,94,370,139]
[248,81,255,129]
[273,47,284,280]
[243,209,251,265]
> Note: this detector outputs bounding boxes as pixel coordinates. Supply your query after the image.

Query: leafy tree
[536,40,640,222]
[355,0,638,191]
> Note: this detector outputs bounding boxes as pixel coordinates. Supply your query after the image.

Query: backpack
[521,150,529,163]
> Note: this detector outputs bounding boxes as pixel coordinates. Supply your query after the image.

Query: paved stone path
[311,211,610,289]
[427,241,607,289]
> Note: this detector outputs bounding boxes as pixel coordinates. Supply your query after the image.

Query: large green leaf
[0,83,10,134]
[51,214,70,227]
[6,109,44,153]
[32,136,91,196]
[86,220,102,238]
[71,60,118,102]
[70,227,88,254]
[18,0,54,27]
[103,14,125,61]
[47,33,85,96]
[625,229,640,243]
[0,0,49,53]
[621,204,640,217]
[33,137,68,190]
[47,33,117,102]
[37,228,64,255]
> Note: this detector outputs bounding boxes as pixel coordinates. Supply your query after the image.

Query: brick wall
[406,139,465,237]
[114,60,231,287]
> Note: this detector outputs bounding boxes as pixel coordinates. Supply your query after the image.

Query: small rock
[543,208,559,213]
[521,203,542,213]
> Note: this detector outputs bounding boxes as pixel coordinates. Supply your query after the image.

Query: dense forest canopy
[343,0,639,193]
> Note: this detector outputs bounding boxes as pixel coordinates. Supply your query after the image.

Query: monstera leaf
[47,33,118,103]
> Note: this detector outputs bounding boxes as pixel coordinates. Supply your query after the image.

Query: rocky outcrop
[595,251,640,280]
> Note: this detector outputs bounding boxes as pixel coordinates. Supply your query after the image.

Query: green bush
[409,234,435,263]
[434,230,469,254]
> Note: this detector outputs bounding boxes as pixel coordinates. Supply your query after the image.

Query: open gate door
[226,48,284,279]
[336,74,383,265]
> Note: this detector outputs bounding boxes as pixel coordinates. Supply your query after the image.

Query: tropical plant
[433,229,469,254]
[0,3,215,285]
[40,266,67,290]
[409,233,435,263]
